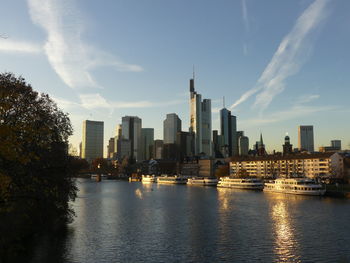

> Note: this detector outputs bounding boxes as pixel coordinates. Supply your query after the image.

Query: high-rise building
[163,113,182,144]
[331,140,341,150]
[141,128,154,161]
[298,125,314,152]
[176,131,194,161]
[239,135,249,156]
[121,116,142,161]
[114,124,122,157]
[220,108,238,156]
[107,137,115,159]
[154,140,164,159]
[189,76,212,156]
[81,120,104,161]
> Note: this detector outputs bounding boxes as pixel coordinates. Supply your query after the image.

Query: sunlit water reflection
[29,180,350,263]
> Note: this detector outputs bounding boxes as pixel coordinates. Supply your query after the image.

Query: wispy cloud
[53,93,185,112]
[231,0,329,110]
[27,0,143,90]
[0,39,42,53]
[241,0,249,33]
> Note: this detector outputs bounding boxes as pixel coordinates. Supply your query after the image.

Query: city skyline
[1,0,349,153]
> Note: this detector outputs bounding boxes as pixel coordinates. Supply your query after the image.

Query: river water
[30,179,350,262]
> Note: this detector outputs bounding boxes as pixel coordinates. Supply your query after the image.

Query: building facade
[220,108,238,156]
[81,120,104,161]
[163,113,182,144]
[121,116,142,161]
[298,125,314,152]
[141,128,154,161]
[229,152,345,179]
[189,77,212,157]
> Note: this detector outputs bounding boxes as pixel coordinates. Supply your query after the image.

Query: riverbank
[325,184,350,198]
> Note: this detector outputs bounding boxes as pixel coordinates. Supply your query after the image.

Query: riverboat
[187,177,218,186]
[217,177,264,190]
[263,178,326,196]
[156,175,187,184]
[141,174,156,183]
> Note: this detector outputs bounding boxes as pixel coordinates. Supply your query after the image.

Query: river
[29,179,350,262]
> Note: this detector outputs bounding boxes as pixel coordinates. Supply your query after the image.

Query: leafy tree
[0,73,77,260]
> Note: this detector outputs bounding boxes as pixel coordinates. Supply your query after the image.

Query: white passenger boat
[142,174,156,183]
[91,174,108,180]
[217,177,264,190]
[264,178,326,196]
[187,177,218,186]
[156,175,187,184]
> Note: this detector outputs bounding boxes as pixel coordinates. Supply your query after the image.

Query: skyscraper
[298,125,314,152]
[239,135,249,156]
[189,76,212,156]
[81,120,104,161]
[121,116,142,161]
[220,108,238,156]
[141,128,154,161]
[163,113,182,144]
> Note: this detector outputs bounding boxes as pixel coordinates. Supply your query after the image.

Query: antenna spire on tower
[223,96,225,108]
[192,64,195,80]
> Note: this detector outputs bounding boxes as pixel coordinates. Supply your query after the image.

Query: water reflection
[269,194,301,262]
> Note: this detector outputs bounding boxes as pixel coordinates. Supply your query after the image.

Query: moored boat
[142,174,156,183]
[217,177,264,190]
[264,178,325,196]
[156,175,187,184]
[187,177,218,186]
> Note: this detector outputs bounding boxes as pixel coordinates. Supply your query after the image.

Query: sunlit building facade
[81,120,104,161]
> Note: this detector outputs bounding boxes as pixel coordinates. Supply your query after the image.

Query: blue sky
[1,0,349,154]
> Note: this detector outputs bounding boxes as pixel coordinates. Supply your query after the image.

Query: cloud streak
[231,0,329,111]
[27,0,143,90]
[0,39,42,53]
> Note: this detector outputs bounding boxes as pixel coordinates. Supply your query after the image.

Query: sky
[1,0,350,154]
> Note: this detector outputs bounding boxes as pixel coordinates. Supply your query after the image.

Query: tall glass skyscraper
[189,77,212,156]
[220,108,238,156]
[298,125,314,152]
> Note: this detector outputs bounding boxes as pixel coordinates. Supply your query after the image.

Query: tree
[0,73,77,260]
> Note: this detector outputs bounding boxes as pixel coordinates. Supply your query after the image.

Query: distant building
[189,76,212,157]
[117,139,131,161]
[220,108,238,156]
[107,137,115,159]
[283,135,293,155]
[331,140,341,150]
[163,143,177,160]
[81,120,104,161]
[114,124,122,158]
[298,125,314,152]
[154,140,164,159]
[230,152,345,179]
[79,142,82,158]
[141,128,154,161]
[176,131,194,161]
[163,113,181,144]
[122,116,142,161]
[256,133,266,156]
[239,135,249,156]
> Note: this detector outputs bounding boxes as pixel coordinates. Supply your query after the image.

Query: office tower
[298,125,314,152]
[201,99,212,156]
[121,116,142,161]
[154,140,164,159]
[163,113,182,144]
[220,108,238,156]
[239,135,249,156]
[117,139,131,161]
[141,128,154,161]
[283,134,293,155]
[331,140,341,150]
[81,120,104,161]
[107,137,115,159]
[176,131,195,161]
[79,142,82,158]
[189,76,212,156]
[114,124,122,156]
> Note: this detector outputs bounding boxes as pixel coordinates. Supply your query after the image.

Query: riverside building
[81,120,104,161]
[229,152,345,179]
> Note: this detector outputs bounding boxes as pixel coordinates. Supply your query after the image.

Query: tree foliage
[0,73,77,260]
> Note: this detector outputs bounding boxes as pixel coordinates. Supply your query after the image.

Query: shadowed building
[298,125,314,152]
[82,120,104,161]
[122,116,142,161]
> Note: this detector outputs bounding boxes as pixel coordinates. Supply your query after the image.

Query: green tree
[0,73,77,260]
